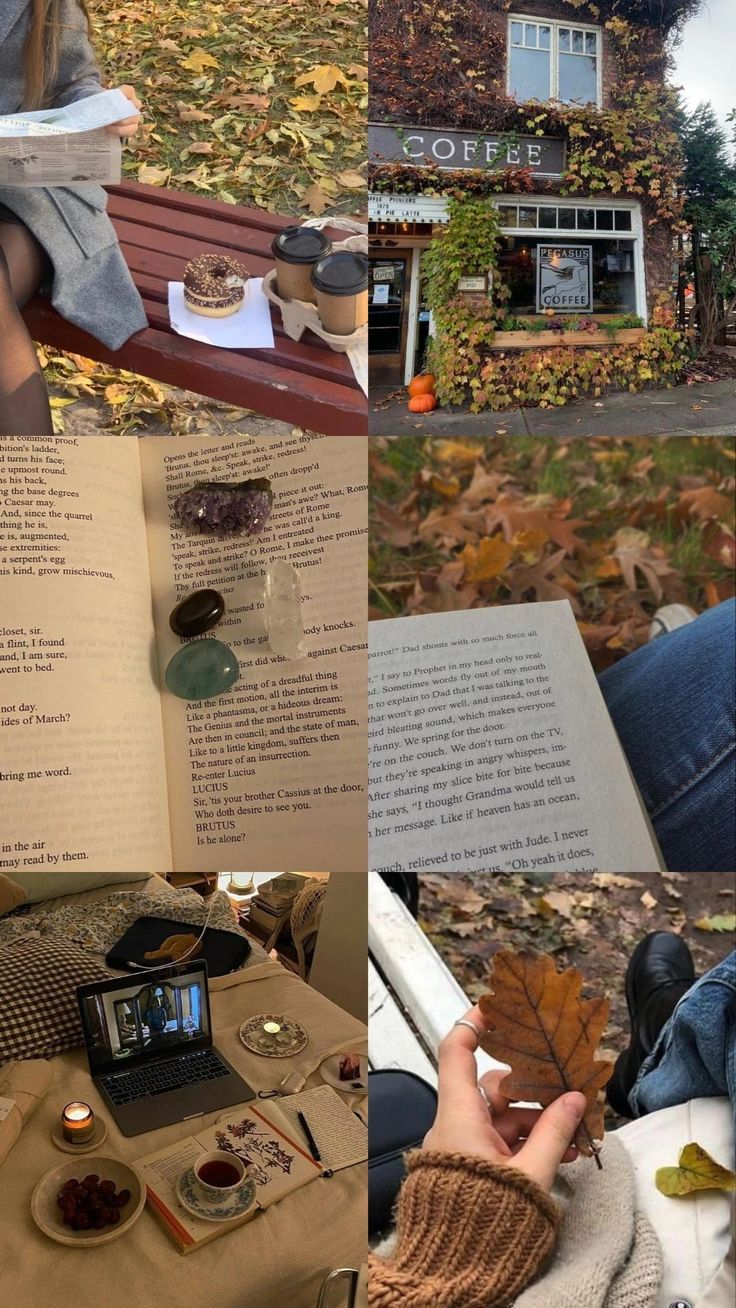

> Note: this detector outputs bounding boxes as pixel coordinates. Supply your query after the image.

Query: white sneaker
[648,603,698,641]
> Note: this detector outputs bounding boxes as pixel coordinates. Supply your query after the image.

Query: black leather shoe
[606,931,696,1118]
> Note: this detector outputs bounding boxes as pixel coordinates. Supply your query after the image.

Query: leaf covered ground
[43,0,367,431]
[93,0,367,214]
[417,870,735,1122]
[369,435,736,672]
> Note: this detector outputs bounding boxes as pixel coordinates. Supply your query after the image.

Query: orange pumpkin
[407,373,436,399]
[408,393,437,413]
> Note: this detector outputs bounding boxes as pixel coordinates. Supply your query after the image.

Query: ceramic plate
[239,1013,308,1058]
[319,1053,368,1095]
[176,1169,257,1223]
[31,1155,145,1247]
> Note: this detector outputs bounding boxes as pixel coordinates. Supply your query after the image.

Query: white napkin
[167,276,275,349]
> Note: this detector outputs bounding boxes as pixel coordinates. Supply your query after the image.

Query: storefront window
[369,260,407,354]
[498,236,637,315]
[509,16,601,107]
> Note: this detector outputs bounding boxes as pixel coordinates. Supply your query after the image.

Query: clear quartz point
[264,559,307,660]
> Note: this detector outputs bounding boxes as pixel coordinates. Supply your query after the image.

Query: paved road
[370,379,736,437]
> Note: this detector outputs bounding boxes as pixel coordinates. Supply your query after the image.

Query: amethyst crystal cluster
[174,478,274,536]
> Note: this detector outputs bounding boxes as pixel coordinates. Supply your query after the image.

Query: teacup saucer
[176,1169,257,1223]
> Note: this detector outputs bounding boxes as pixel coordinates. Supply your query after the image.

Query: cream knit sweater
[369,1135,663,1308]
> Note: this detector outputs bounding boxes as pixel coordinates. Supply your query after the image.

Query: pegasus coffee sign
[537,245,593,313]
[369,123,565,176]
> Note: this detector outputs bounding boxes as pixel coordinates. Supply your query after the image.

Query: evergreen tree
[678,103,736,348]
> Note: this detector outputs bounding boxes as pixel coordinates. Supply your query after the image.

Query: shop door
[369,255,409,384]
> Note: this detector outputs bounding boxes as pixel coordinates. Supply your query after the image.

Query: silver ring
[453,1018,483,1037]
[479,1085,492,1113]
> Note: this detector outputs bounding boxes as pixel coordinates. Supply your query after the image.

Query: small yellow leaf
[512,528,549,562]
[462,535,514,583]
[656,1143,736,1197]
[694,914,736,932]
[433,439,484,464]
[336,169,366,189]
[294,63,348,94]
[640,890,657,911]
[301,182,330,215]
[180,48,220,74]
[290,94,323,112]
[137,164,170,186]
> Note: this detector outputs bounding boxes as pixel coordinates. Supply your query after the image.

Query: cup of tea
[193,1150,247,1201]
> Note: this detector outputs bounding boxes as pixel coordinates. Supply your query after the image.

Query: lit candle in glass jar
[62,1102,95,1144]
[263,1021,281,1036]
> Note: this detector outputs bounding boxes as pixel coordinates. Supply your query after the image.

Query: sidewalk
[370,379,736,436]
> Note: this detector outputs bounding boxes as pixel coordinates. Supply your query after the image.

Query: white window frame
[507,13,603,109]
[494,194,647,324]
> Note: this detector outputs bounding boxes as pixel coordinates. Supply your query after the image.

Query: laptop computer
[76,959,255,1138]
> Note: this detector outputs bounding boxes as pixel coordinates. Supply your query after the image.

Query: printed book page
[139,433,367,873]
[369,601,663,875]
[263,1086,369,1173]
[0,437,172,874]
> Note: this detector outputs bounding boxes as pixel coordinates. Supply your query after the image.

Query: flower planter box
[490,329,646,351]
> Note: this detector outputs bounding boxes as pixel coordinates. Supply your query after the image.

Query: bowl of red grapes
[31,1156,146,1245]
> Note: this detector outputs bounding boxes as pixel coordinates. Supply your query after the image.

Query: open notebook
[369,602,664,874]
[137,1089,367,1254]
[0,434,366,873]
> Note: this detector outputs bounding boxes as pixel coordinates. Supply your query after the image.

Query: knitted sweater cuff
[369,1149,561,1308]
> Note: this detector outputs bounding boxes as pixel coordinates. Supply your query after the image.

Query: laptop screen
[77,960,213,1076]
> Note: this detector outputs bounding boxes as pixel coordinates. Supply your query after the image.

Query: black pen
[297,1110,321,1162]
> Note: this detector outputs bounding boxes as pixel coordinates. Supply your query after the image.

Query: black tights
[0,220,53,435]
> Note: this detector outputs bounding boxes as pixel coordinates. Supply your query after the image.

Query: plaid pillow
[0,937,110,1063]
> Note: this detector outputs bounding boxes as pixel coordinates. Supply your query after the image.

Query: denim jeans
[598,599,736,872]
[628,951,736,1131]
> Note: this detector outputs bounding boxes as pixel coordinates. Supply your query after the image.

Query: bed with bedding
[0,873,367,1308]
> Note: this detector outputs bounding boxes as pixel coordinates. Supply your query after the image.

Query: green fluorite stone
[165,638,239,700]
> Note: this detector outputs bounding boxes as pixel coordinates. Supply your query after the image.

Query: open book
[369,603,664,874]
[0,435,366,873]
[137,1099,322,1254]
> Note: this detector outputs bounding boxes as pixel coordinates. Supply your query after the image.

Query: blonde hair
[23,0,92,110]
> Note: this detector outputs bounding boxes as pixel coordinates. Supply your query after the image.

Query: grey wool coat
[0,0,147,348]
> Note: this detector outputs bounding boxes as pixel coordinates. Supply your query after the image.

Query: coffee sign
[537,245,593,313]
[369,123,565,176]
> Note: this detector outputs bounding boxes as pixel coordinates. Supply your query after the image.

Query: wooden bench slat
[368,958,438,1083]
[114,221,280,283]
[368,874,502,1075]
[132,291,356,389]
[131,273,354,384]
[107,182,352,246]
[25,302,363,435]
[107,193,350,259]
[24,180,367,432]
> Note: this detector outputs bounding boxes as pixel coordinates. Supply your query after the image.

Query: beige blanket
[0,881,367,1308]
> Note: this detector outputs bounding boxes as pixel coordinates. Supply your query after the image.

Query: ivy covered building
[368,0,695,404]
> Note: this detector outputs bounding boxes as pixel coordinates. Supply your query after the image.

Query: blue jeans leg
[598,599,736,872]
[628,951,736,1132]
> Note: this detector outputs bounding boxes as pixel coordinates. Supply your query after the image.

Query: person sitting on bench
[370,937,734,1306]
[0,0,144,436]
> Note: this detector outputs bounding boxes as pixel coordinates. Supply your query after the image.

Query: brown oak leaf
[462,535,514,582]
[478,951,614,1161]
[505,549,581,610]
[613,527,673,602]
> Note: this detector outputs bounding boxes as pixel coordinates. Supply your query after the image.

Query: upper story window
[508,15,601,107]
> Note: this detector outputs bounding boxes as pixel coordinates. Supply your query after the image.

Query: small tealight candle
[263,1021,281,1036]
[62,1102,95,1145]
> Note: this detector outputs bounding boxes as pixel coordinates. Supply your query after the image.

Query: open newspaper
[0,88,134,186]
